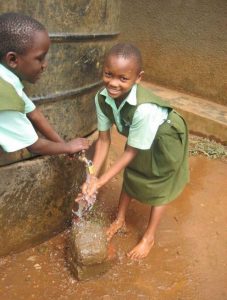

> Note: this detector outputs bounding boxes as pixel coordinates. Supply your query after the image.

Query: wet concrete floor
[0,129,226,300]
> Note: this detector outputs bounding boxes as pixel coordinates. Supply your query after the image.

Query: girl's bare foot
[106,218,126,241]
[127,236,154,260]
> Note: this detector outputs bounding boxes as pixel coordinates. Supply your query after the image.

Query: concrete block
[68,220,114,280]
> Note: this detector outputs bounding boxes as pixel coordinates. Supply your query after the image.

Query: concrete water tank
[0,0,120,256]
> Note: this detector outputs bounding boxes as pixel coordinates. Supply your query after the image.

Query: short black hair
[106,43,143,72]
[0,12,46,60]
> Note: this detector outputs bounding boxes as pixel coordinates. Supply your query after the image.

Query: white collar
[100,84,137,106]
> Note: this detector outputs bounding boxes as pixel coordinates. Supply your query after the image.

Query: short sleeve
[95,94,112,131]
[22,92,36,113]
[127,103,168,149]
[0,111,38,152]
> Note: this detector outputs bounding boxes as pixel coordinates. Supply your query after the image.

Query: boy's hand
[67,138,90,154]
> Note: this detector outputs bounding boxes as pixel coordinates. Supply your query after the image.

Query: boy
[0,12,89,155]
[80,43,189,259]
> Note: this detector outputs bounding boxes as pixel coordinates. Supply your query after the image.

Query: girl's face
[103,54,143,102]
[13,30,50,83]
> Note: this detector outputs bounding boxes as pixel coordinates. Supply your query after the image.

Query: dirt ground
[0,128,226,300]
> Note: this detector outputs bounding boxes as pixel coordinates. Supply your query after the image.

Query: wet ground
[0,129,226,300]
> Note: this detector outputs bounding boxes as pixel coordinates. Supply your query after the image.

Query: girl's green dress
[98,84,189,206]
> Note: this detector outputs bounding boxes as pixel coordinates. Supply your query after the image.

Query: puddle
[0,130,226,300]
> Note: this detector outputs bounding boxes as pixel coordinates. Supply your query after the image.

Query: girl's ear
[136,70,144,83]
[4,52,19,69]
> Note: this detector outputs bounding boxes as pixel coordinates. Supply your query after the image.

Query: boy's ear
[4,52,19,69]
[136,70,144,83]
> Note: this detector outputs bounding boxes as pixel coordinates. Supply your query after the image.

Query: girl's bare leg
[127,204,167,259]
[106,189,132,241]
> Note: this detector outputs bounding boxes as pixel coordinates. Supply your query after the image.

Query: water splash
[72,151,97,220]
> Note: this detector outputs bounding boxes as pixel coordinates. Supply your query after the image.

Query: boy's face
[8,30,50,84]
[103,54,143,101]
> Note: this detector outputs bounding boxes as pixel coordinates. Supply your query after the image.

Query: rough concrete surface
[142,81,227,144]
[0,0,120,256]
[119,0,227,105]
[0,155,85,256]
[68,220,113,281]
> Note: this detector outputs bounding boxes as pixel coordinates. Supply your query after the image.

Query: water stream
[72,151,97,219]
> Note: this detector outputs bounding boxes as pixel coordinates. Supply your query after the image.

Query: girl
[81,43,189,259]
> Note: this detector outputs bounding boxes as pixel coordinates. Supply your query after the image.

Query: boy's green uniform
[0,77,25,112]
[98,84,189,206]
[0,64,38,152]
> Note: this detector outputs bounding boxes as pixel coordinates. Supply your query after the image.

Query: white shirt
[95,84,168,149]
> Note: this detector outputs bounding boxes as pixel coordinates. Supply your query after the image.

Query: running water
[72,151,97,219]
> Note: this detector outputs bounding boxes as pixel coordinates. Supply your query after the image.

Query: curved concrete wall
[0,0,120,256]
[119,0,227,105]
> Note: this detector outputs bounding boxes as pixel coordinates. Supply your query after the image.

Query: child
[80,43,189,260]
[0,12,89,155]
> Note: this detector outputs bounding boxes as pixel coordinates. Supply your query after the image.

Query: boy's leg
[127,204,167,259]
[106,188,132,241]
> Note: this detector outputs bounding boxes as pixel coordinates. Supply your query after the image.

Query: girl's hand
[74,193,84,203]
[82,175,98,198]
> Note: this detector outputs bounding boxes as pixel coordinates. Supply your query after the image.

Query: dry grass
[189,135,227,161]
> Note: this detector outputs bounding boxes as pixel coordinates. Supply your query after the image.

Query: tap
[78,150,95,175]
